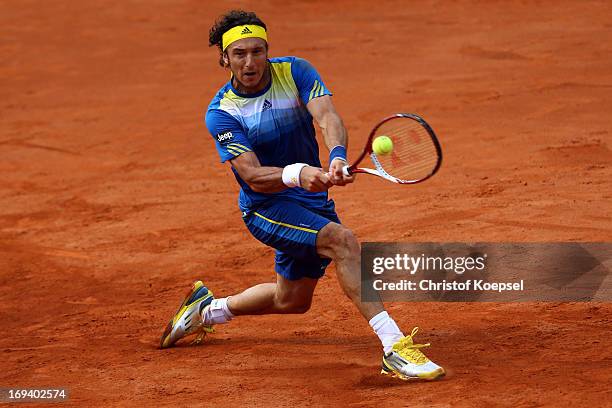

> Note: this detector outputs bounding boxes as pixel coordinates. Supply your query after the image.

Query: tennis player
[160,10,445,381]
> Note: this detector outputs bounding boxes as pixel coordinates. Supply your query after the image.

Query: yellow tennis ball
[372,135,393,155]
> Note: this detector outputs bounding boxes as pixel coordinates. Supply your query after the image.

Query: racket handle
[342,165,352,176]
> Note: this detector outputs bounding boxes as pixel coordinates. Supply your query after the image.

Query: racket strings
[373,120,438,182]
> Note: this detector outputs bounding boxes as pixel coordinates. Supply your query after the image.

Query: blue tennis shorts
[243,199,341,280]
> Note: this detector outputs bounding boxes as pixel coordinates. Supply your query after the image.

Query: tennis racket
[343,113,442,184]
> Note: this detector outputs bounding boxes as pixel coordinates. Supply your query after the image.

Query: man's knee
[321,224,360,260]
[273,278,316,314]
[275,296,312,314]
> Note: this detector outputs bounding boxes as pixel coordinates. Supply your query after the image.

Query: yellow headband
[222,25,267,51]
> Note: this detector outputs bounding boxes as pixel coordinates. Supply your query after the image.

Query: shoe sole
[159,281,212,349]
[381,367,446,381]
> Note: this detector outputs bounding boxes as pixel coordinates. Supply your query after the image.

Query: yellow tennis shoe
[381,327,446,380]
[159,281,214,349]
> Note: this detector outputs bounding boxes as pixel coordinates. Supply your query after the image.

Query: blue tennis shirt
[205,56,332,212]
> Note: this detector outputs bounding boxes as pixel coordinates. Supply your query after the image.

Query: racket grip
[342,165,352,176]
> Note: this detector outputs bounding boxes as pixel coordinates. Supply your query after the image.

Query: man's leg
[316,222,404,352]
[198,273,317,329]
[225,273,318,315]
[316,222,382,320]
[159,274,318,348]
[171,200,332,334]
[160,201,325,348]
[316,221,445,380]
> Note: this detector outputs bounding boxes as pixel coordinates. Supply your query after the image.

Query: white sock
[202,297,234,325]
[369,311,404,354]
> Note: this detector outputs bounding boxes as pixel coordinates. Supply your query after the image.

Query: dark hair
[209,10,267,67]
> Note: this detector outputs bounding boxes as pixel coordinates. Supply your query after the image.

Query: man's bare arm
[306,95,354,185]
[307,95,347,150]
[231,151,331,193]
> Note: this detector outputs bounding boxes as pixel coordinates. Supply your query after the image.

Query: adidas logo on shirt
[262,99,272,112]
[241,26,252,35]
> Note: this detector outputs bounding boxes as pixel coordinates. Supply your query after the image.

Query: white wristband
[282,163,308,188]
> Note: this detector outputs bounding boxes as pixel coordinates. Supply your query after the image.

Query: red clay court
[1,1,611,406]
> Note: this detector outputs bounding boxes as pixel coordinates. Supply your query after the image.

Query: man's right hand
[299,166,333,192]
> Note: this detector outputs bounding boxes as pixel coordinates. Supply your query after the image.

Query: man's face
[224,38,268,91]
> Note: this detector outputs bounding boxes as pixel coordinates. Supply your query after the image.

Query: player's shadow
[205,334,377,346]
[356,372,450,388]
